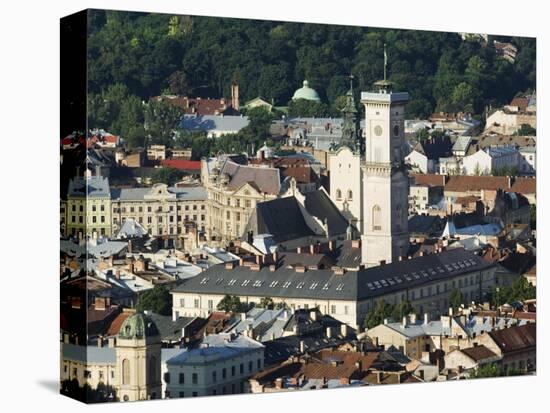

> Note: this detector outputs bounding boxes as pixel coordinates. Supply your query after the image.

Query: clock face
[374,125,383,136]
[393,124,399,137]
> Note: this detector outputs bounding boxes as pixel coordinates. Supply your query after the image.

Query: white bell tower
[361,46,410,267]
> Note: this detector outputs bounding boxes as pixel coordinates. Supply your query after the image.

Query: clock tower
[361,54,410,267]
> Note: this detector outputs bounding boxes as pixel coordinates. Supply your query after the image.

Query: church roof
[292,80,321,102]
[118,313,160,339]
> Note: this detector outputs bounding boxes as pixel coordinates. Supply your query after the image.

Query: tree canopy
[136,285,172,315]
[87,10,536,124]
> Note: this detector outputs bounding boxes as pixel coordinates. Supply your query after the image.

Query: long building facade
[171,249,497,330]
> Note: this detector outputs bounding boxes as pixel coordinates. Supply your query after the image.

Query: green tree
[513,123,536,136]
[489,277,536,308]
[364,299,393,330]
[217,295,248,313]
[151,167,183,186]
[449,288,464,311]
[145,99,182,147]
[391,300,414,321]
[415,128,430,142]
[259,297,275,309]
[136,285,172,315]
[287,98,336,118]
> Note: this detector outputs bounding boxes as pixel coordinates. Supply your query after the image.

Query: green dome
[118,313,159,339]
[292,80,321,102]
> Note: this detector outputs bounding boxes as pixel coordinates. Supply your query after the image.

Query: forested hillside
[86,10,535,143]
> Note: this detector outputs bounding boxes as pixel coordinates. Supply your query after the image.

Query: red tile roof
[160,159,201,171]
[106,311,132,336]
[510,177,536,195]
[445,176,511,192]
[411,173,447,187]
[489,323,536,354]
[461,345,497,362]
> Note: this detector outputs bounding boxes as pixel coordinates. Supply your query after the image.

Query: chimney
[95,297,106,311]
[295,265,306,273]
[376,371,383,384]
[255,255,263,266]
[372,337,379,348]
[225,261,236,270]
[340,323,348,337]
[269,264,276,272]
[326,327,332,338]
[97,338,103,348]
[250,264,261,271]
[127,240,133,254]
[275,378,283,390]
[424,313,430,325]
[231,82,240,111]
[355,361,362,370]
[297,246,302,254]
[271,251,278,263]
[402,316,408,327]
[410,314,417,324]
[108,337,116,348]
[418,369,425,381]
[351,239,361,249]
[339,377,350,386]
[299,340,306,353]
[419,250,425,257]
[449,307,454,316]
[383,318,388,325]
[310,310,317,321]
[115,269,121,279]
[309,244,315,254]
[333,266,346,275]
[328,240,334,251]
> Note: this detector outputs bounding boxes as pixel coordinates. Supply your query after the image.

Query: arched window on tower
[347,190,353,200]
[149,356,157,382]
[372,205,382,231]
[336,189,342,200]
[122,359,130,385]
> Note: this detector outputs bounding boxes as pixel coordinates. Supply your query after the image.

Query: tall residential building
[361,79,410,267]
[201,156,281,244]
[66,168,112,239]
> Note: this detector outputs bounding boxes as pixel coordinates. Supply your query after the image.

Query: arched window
[149,356,157,382]
[347,190,353,200]
[372,205,382,231]
[336,189,342,200]
[122,359,130,385]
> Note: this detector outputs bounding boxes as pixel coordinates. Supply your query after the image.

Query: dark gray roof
[147,313,195,342]
[172,249,494,301]
[244,197,315,243]
[68,176,110,198]
[304,190,349,236]
[62,343,115,364]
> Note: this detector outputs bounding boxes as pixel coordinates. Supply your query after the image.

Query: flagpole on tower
[383,43,387,82]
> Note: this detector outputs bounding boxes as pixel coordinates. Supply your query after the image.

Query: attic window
[269,281,279,288]
[253,280,263,288]
[283,281,291,288]
[228,279,237,286]
[242,280,250,287]
[215,278,224,285]
[309,283,319,290]
[322,282,331,290]
[200,277,210,284]
[296,282,305,289]
[336,283,345,291]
